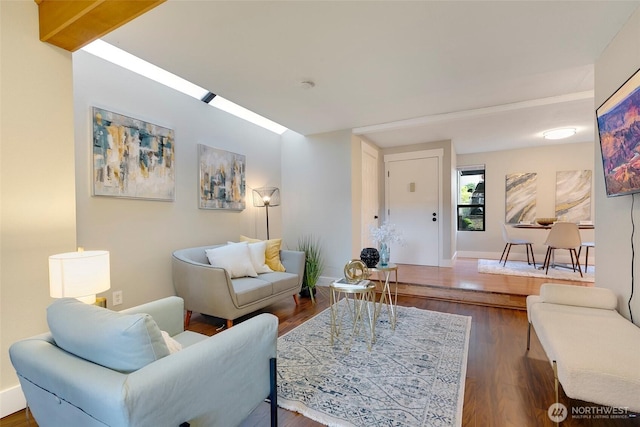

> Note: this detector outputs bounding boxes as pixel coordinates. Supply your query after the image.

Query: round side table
[329,280,377,351]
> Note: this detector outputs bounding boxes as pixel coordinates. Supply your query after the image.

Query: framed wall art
[555,170,592,221]
[92,107,175,201]
[505,172,537,223]
[198,144,246,210]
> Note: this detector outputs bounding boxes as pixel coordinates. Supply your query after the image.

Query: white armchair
[9,296,278,427]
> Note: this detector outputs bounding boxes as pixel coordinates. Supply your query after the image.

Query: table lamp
[49,249,111,306]
[252,187,280,239]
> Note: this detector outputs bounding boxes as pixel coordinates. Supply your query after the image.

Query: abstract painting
[555,170,592,222]
[505,173,537,223]
[198,144,246,210]
[92,107,175,201]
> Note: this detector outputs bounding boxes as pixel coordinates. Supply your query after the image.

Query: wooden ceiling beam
[35,0,166,52]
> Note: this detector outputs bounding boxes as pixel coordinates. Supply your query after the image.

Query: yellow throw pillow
[240,235,286,272]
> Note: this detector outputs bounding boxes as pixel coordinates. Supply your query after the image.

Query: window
[457,166,485,231]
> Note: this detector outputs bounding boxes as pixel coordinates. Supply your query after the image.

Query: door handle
[374,215,378,219]
[432,217,437,222]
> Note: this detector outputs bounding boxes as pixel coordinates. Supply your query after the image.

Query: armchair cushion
[47,298,169,373]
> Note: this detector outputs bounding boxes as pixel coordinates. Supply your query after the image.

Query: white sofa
[527,283,640,412]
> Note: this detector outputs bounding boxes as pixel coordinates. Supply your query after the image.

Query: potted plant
[297,234,324,304]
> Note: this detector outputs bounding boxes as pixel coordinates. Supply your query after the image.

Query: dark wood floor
[4,259,636,426]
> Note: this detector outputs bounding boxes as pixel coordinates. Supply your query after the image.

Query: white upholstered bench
[527,283,640,413]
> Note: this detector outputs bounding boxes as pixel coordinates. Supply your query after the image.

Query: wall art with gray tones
[505,172,537,223]
[555,170,592,222]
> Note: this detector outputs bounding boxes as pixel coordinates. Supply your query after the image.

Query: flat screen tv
[597,67,640,197]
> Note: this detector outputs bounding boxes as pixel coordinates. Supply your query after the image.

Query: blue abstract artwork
[92,107,175,201]
[198,144,246,210]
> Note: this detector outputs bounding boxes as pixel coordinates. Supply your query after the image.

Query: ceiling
[103,1,639,154]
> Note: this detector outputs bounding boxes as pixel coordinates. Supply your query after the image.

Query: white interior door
[361,141,379,248]
[386,157,439,266]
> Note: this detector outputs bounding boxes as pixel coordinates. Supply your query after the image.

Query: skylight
[209,97,287,134]
[81,40,288,135]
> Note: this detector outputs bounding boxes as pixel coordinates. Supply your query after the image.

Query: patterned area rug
[277,302,471,427]
[477,259,594,282]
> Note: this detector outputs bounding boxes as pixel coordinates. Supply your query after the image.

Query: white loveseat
[527,283,640,412]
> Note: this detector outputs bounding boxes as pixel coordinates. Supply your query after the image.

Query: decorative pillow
[161,330,183,354]
[205,242,258,278]
[240,235,286,272]
[228,240,273,274]
[47,298,170,373]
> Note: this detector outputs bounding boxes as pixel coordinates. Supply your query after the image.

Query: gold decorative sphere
[344,259,369,283]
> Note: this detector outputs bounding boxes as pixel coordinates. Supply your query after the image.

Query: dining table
[512,223,594,230]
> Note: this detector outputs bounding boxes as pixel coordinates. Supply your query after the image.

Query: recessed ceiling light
[543,128,576,140]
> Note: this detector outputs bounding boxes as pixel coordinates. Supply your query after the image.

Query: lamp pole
[263,196,271,240]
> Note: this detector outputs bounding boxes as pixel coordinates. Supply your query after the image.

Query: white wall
[594,8,640,325]
[457,142,595,261]
[73,51,284,309]
[281,130,354,278]
[0,2,76,414]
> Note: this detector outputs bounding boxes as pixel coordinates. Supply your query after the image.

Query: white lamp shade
[49,250,111,303]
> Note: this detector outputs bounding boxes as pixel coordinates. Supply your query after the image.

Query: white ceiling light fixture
[81,40,288,135]
[542,128,576,140]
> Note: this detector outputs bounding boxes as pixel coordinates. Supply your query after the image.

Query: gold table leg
[329,285,376,351]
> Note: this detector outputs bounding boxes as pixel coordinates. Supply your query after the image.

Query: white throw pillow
[161,330,183,354]
[228,240,273,274]
[205,242,258,278]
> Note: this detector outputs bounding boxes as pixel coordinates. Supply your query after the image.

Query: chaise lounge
[527,283,640,413]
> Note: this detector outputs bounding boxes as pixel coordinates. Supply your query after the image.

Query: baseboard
[456,251,502,260]
[1,384,26,418]
[456,251,593,266]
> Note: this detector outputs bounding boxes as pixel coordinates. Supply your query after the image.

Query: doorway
[385,151,441,266]
[361,141,379,249]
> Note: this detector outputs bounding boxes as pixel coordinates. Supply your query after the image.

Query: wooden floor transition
[387,257,591,310]
[5,258,636,427]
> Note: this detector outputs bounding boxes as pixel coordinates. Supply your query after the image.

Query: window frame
[457,166,485,232]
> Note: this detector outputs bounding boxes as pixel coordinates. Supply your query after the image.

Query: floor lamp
[252,187,280,240]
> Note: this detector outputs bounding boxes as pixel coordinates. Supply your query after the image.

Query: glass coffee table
[329,279,377,351]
